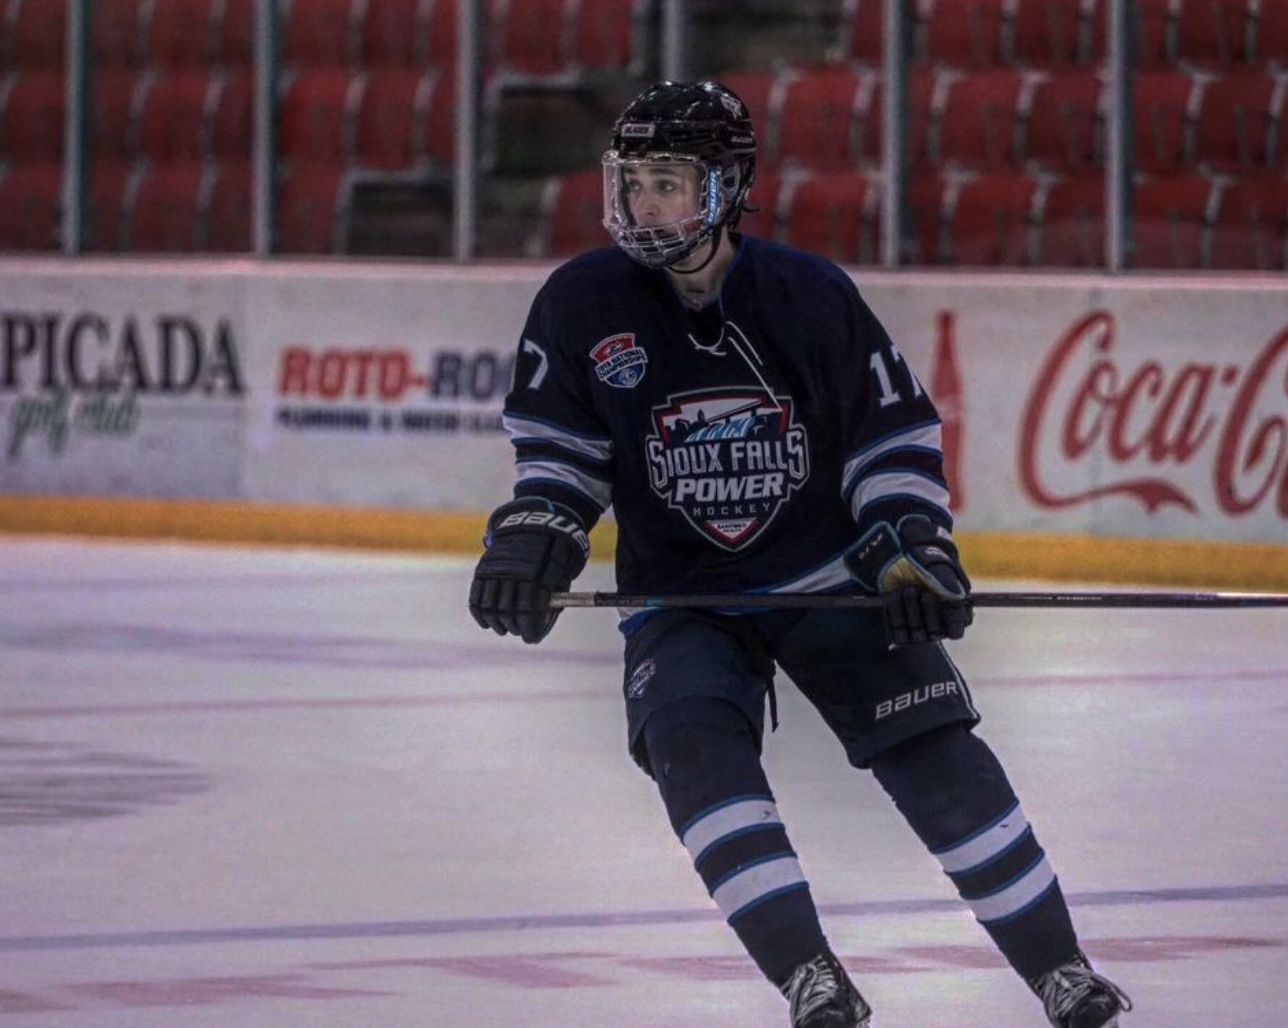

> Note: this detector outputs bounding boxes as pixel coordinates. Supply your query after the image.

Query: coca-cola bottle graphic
[932,310,965,512]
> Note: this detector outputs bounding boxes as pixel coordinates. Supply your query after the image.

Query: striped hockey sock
[871,724,1078,979]
[643,698,830,984]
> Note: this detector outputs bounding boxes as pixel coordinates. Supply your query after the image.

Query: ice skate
[1028,949,1132,1028]
[780,950,873,1028]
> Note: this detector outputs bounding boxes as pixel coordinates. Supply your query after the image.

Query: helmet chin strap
[667,226,723,275]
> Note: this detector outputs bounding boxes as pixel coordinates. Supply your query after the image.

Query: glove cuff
[486,497,590,558]
[843,521,903,593]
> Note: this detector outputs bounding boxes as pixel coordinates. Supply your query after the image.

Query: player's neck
[666,233,737,301]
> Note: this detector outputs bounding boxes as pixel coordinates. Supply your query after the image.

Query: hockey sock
[642,697,829,985]
[870,724,1079,979]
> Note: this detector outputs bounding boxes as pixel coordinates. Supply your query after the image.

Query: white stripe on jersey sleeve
[516,460,613,511]
[765,555,854,595]
[849,470,951,522]
[842,422,943,495]
[504,414,614,462]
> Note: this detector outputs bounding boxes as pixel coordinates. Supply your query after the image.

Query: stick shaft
[551,590,1288,610]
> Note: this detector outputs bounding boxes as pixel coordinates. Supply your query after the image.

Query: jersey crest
[645,387,811,550]
[590,333,648,389]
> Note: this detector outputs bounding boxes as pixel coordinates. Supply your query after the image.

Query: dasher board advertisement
[240,265,546,508]
[0,264,245,497]
[864,275,1288,546]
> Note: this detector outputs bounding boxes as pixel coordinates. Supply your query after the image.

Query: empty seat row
[537,166,1288,270]
[1,0,256,69]
[842,0,1288,69]
[277,0,648,78]
[719,64,1288,174]
[0,159,348,253]
[1,0,646,78]
[0,68,465,171]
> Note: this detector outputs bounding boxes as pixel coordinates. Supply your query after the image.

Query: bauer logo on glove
[469,498,590,644]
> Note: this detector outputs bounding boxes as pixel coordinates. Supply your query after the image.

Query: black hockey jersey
[502,236,952,628]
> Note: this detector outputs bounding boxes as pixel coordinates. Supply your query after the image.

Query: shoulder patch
[590,333,648,389]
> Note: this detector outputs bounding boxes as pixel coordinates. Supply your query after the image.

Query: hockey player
[469,80,1132,1028]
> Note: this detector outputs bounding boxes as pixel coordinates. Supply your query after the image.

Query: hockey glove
[469,498,590,644]
[844,515,973,646]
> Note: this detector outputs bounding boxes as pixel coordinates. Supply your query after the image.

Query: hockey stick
[552,590,1288,610]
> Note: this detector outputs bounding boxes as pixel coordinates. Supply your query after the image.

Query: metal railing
[47,0,1151,268]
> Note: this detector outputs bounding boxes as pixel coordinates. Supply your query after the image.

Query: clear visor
[601,153,725,267]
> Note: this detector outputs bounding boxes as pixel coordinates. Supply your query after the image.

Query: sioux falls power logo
[645,387,810,550]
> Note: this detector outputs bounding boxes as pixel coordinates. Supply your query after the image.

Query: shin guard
[642,697,828,984]
[871,724,1078,979]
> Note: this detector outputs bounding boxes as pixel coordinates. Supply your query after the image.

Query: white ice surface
[0,538,1284,1027]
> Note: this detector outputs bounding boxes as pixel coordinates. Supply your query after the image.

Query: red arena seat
[1025,71,1103,169]
[782,172,878,264]
[138,71,214,162]
[1011,0,1084,67]
[948,173,1037,265]
[216,0,256,65]
[542,168,606,256]
[92,0,146,67]
[279,70,359,163]
[1036,175,1105,266]
[0,163,61,250]
[145,0,218,68]
[1177,0,1251,65]
[496,0,572,78]
[1211,175,1288,269]
[1088,0,1172,66]
[1256,1,1288,64]
[10,0,68,69]
[776,66,865,171]
[922,0,1007,67]
[130,162,209,251]
[85,160,133,252]
[1134,71,1196,171]
[1194,73,1279,171]
[575,0,644,72]
[841,0,883,63]
[362,0,424,66]
[1133,0,1175,67]
[356,69,429,170]
[205,161,252,251]
[866,67,938,167]
[1133,174,1214,268]
[278,167,348,253]
[426,0,460,66]
[906,173,948,264]
[421,68,457,165]
[939,70,1023,169]
[1,71,66,162]
[89,70,147,163]
[283,0,359,68]
[209,70,253,160]
[736,170,782,241]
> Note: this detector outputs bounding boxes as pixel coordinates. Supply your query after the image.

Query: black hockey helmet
[601,80,758,268]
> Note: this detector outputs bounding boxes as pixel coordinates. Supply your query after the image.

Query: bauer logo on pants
[645,386,810,551]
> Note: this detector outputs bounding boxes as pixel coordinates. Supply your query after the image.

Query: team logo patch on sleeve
[590,333,648,389]
[627,658,656,699]
[645,387,811,551]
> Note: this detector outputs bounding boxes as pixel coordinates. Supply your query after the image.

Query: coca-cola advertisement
[869,278,1288,546]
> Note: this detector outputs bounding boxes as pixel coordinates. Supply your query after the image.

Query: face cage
[601,154,733,269]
